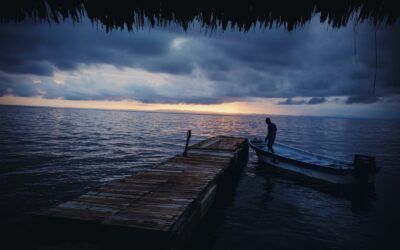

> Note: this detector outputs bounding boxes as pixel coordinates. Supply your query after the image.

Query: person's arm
[265,125,270,143]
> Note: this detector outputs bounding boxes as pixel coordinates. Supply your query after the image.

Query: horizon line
[0,103,397,121]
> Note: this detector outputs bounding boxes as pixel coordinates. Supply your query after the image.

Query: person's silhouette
[265,117,277,153]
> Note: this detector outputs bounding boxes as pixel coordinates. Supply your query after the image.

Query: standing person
[265,117,277,153]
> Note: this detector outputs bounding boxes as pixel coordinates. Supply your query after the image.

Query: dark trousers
[266,135,275,153]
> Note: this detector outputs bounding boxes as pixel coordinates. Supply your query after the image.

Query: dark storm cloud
[137,96,225,105]
[307,97,326,105]
[200,22,400,102]
[382,95,400,103]
[345,95,380,104]
[278,97,327,105]
[0,20,186,75]
[0,17,399,104]
[0,73,39,97]
[278,98,307,105]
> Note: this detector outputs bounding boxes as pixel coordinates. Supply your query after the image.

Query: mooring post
[183,130,192,156]
[354,154,376,185]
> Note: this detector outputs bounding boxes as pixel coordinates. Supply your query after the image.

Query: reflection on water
[0,106,400,249]
[192,156,396,250]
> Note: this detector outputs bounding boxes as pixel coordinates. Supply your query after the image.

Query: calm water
[1,106,400,249]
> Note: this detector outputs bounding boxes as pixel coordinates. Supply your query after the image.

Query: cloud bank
[0,17,399,105]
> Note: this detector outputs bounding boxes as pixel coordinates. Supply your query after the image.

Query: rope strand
[373,27,378,94]
[353,21,357,63]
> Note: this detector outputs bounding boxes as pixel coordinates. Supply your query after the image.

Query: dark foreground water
[1,106,400,250]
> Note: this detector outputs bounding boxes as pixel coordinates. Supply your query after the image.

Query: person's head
[265,117,271,125]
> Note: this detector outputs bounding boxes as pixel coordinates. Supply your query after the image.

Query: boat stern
[353,154,379,184]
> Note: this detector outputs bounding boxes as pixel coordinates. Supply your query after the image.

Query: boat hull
[249,139,377,186]
[256,151,375,185]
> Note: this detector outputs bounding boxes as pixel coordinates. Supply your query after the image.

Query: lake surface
[1,106,399,249]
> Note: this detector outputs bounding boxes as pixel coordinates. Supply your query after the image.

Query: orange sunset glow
[0,95,293,115]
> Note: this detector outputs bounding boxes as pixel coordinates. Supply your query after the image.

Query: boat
[248,138,380,185]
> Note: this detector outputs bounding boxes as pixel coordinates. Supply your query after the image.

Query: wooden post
[183,130,191,156]
[354,154,376,185]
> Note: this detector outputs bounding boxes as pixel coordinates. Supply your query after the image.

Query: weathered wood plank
[37,136,247,249]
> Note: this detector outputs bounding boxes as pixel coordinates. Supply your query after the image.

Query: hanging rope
[353,20,357,63]
[373,27,378,94]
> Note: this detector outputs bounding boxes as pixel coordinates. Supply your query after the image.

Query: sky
[0,16,399,119]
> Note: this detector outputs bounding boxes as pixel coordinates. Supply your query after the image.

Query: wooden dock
[37,136,248,248]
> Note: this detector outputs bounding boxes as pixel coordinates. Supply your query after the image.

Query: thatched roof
[0,1,398,31]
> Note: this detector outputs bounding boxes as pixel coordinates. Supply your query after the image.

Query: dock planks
[37,135,248,248]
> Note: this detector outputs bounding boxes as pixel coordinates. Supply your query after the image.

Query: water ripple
[1,106,400,249]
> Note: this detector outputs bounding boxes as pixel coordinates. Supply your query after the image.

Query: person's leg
[270,135,276,154]
[267,140,273,153]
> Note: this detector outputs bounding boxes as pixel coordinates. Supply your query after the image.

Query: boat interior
[250,139,352,169]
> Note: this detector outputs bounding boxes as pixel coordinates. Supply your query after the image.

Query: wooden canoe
[248,138,380,185]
